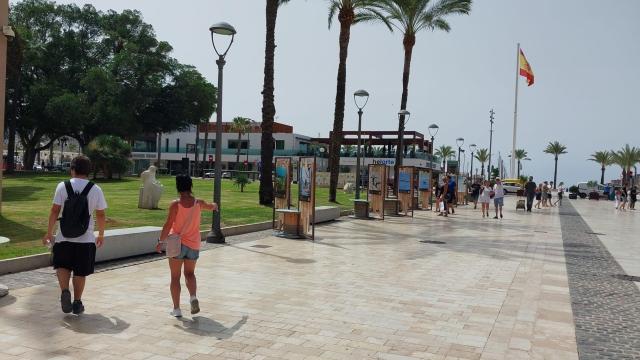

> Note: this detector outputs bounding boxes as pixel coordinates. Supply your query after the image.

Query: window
[210,140,216,149]
[228,140,248,150]
[165,138,169,152]
[275,140,285,150]
[176,139,180,153]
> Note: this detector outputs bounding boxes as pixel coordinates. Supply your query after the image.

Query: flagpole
[510,43,520,178]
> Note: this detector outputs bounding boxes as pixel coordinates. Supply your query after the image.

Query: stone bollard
[0,284,8,298]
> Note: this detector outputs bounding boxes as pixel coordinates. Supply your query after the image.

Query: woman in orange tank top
[156,175,217,317]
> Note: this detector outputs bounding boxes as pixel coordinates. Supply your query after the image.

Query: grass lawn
[0,173,353,260]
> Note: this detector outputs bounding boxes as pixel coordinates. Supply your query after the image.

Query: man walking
[524,176,536,212]
[42,156,107,315]
[493,177,505,219]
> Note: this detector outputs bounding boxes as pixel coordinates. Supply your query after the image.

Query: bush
[86,135,132,179]
[234,173,249,192]
[569,185,579,194]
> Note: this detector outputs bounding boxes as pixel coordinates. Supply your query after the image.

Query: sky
[49,0,640,185]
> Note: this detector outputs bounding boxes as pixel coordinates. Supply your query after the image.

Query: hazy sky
[50,0,640,184]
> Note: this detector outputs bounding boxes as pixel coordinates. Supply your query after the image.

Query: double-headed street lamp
[206,21,236,244]
[354,89,369,200]
[469,143,477,179]
[427,124,439,209]
[456,137,464,178]
[395,110,410,195]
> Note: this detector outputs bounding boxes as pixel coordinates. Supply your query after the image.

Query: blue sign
[399,171,411,192]
[418,171,430,190]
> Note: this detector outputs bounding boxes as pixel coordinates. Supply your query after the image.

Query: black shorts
[52,242,97,276]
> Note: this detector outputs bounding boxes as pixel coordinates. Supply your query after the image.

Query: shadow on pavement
[0,294,16,307]
[62,313,130,334]
[227,244,316,264]
[175,315,247,339]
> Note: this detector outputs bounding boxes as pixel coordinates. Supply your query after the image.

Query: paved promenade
[0,197,637,359]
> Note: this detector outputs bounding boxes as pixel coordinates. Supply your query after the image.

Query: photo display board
[398,166,415,217]
[274,157,291,199]
[398,169,411,193]
[418,170,431,191]
[367,164,386,220]
[298,157,316,239]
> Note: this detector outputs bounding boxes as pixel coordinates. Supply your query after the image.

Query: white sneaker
[169,308,183,317]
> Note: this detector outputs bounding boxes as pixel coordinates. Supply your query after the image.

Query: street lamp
[353,89,369,200]
[427,124,439,210]
[487,109,495,179]
[395,110,410,195]
[469,143,477,180]
[206,21,236,244]
[456,137,464,178]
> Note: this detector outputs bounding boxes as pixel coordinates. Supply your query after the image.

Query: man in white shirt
[42,156,107,315]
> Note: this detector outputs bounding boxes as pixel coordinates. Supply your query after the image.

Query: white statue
[343,182,355,194]
[138,165,163,209]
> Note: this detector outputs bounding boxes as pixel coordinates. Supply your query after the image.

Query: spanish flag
[519,49,534,86]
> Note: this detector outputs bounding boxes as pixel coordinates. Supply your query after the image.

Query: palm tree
[374,0,471,190]
[260,0,291,206]
[434,145,454,170]
[474,148,489,179]
[230,117,251,171]
[611,144,640,187]
[544,141,567,189]
[327,0,391,202]
[513,148,528,178]
[588,150,613,185]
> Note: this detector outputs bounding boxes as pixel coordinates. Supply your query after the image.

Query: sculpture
[138,165,163,209]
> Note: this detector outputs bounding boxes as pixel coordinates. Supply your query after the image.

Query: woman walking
[615,187,621,209]
[534,183,543,209]
[620,187,628,211]
[157,175,217,317]
[478,180,492,218]
[553,182,565,206]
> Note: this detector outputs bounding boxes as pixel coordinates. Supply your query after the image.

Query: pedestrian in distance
[447,175,457,215]
[438,176,449,217]
[470,180,481,210]
[630,186,637,210]
[493,178,505,219]
[548,181,555,207]
[42,156,107,315]
[478,180,492,218]
[553,182,565,206]
[434,178,444,213]
[524,176,536,212]
[620,187,628,211]
[156,174,218,318]
[534,183,543,209]
[542,181,550,207]
[614,187,621,209]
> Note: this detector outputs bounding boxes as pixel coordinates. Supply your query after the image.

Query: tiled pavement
[0,197,619,360]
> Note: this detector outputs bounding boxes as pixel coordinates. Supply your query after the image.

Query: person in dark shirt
[447,176,457,214]
[630,186,637,210]
[524,176,537,212]
[470,181,481,209]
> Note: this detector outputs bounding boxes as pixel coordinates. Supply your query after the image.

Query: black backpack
[59,180,94,238]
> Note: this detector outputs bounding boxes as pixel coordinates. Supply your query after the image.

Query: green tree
[611,145,640,187]
[588,150,613,185]
[434,145,454,170]
[230,117,252,170]
[85,135,132,179]
[234,173,250,192]
[260,0,291,206]
[513,148,527,178]
[544,141,567,189]
[474,148,489,179]
[374,0,472,189]
[327,0,392,202]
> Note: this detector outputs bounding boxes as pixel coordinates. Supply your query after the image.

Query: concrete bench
[313,206,341,224]
[95,226,162,262]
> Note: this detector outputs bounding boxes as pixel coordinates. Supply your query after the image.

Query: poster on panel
[398,169,411,193]
[368,165,384,194]
[418,170,430,191]
[275,158,290,198]
[299,157,314,202]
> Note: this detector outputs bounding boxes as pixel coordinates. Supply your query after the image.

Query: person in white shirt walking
[493,178,505,219]
[42,156,107,315]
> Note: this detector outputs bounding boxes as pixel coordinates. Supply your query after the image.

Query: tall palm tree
[260,0,291,206]
[434,145,454,170]
[513,148,527,178]
[230,117,252,170]
[474,148,489,179]
[588,150,613,185]
[327,0,391,202]
[611,144,640,187]
[375,0,472,190]
[544,141,567,189]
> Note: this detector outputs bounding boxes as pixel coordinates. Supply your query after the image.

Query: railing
[131,147,320,157]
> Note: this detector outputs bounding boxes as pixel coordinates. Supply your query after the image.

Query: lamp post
[469,144,477,180]
[206,22,236,244]
[456,137,464,179]
[353,89,369,199]
[427,124,439,209]
[394,110,410,195]
[487,109,495,179]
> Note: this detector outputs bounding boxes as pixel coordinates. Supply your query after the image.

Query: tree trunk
[6,112,15,172]
[236,132,241,171]
[517,160,520,178]
[601,166,605,185]
[553,156,558,189]
[394,34,415,194]
[481,162,485,179]
[259,0,279,206]
[156,132,162,168]
[328,9,353,203]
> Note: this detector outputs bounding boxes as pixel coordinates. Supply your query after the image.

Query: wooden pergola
[311,130,432,156]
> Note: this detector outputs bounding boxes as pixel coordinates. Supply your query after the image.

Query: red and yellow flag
[519,49,534,86]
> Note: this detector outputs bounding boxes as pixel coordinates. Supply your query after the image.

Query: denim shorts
[494,197,504,207]
[174,244,199,260]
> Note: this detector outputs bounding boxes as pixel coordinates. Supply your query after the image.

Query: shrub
[86,135,132,179]
[569,185,579,194]
[234,173,249,192]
